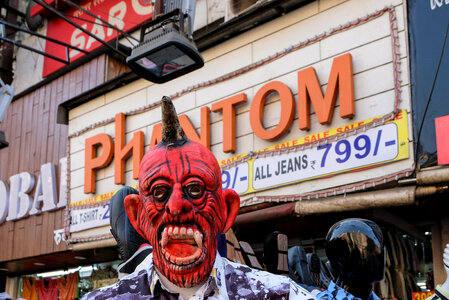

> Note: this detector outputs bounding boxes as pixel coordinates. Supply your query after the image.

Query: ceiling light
[74,256,87,260]
[37,270,67,278]
[33,262,45,266]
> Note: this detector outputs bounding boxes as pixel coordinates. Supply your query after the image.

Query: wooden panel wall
[0,55,105,262]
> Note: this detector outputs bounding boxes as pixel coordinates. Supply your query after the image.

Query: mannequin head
[125,97,240,288]
[325,218,385,299]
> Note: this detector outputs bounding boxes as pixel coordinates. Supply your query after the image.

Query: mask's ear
[222,189,240,233]
[124,194,146,239]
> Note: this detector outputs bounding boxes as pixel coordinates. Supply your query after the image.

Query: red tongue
[165,240,198,257]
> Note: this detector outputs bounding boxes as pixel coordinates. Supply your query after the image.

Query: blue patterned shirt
[316,281,380,300]
[82,252,316,299]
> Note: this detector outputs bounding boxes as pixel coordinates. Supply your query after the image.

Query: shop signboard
[71,111,409,214]
[0,158,68,224]
[81,53,356,194]
[219,110,409,195]
[69,185,137,232]
[42,0,153,77]
[435,114,449,165]
[412,291,434,300]
[70,203,111,232]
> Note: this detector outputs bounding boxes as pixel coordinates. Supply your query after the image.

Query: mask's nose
[165,183,192,216]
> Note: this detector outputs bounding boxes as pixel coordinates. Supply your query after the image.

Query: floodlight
[126,5,203,84]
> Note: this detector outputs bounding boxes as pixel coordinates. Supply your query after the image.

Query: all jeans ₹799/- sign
[220,111,409,194]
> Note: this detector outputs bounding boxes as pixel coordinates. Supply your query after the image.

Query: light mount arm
[0,19,88,64]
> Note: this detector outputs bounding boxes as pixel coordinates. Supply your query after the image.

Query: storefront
[0,0,448,299]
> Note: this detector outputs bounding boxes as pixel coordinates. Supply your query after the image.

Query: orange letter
[250,81,295,140]
[149,123,162,147]
[211,93,247,153]
[84,134,114,194]
[114,113,144,185]
[179,106,211,149]
[298,53,354,130]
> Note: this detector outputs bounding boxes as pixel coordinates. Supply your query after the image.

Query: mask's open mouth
[160,225,205,267]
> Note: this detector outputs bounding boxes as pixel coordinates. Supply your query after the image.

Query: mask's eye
[152,185,169,203]
[185,182,204,199]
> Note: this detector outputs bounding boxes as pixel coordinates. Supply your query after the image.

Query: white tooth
[173,227,179,236]
[180,227,187,236]
[168,226,173,235]
[161,227,169,247]
[194,231,203,248]
[187,228,193,236]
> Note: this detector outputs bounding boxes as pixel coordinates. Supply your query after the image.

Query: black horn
[161,96,187,145]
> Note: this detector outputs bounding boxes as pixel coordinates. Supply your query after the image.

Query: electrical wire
[414,14,449,165]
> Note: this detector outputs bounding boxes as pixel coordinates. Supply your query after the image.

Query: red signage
[43,0,153,77]
[435,114,449,165]
[412,291,434,300]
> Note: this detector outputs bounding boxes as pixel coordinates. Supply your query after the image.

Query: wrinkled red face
[125,140,238,288]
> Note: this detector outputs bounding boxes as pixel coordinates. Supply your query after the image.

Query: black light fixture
[0,78,15,149]
[126,1,203,84]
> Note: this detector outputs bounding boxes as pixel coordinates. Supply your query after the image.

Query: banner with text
[70,203,111,232]
[219,111,409,194]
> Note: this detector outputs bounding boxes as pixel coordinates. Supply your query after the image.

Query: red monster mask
[125,97,240,288]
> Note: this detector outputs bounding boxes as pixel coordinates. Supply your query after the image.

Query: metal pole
[232,185,444,227]
[0,19,88,53]
[0,36,71,64]
[233,202,295,228]
[417,167,449,185]
[294,186,440,217]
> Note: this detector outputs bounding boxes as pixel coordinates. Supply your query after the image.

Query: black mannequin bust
[325,218,385,299]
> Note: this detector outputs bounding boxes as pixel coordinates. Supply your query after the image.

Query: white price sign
[221,163,250,194]
[252,123,400,190]
[70,203,110,232]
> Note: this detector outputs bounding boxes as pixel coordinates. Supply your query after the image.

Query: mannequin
[426,243,449,300]
[321,218,385,300]
[442,244,449,295]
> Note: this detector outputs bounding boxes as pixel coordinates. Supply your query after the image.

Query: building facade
[0,0,448,299]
